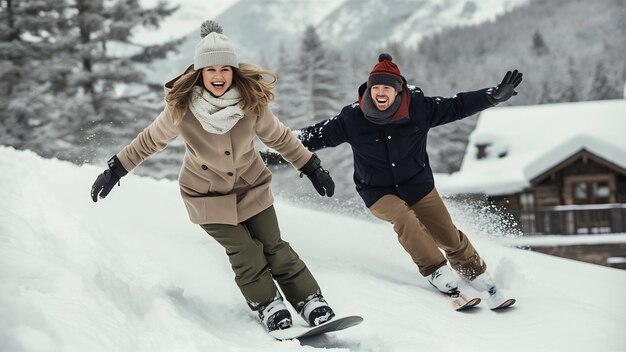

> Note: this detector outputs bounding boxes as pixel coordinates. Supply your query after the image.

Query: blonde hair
[165,63,277,125]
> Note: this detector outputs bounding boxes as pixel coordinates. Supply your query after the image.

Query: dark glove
[299,153,335,197]
[487,69,523,105]
[91,155,128,202]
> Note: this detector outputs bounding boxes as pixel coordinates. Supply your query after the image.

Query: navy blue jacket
[298,83,495,208]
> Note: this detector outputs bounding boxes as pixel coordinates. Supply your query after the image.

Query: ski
[444,289,481,311]
[486,295,516,310]
[482,286,516,310]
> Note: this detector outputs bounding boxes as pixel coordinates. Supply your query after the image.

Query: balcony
[532,203,626,235]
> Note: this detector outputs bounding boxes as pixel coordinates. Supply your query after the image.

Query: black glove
[91,155,128,202]
[487,69,523,105]
[299,153,335,197]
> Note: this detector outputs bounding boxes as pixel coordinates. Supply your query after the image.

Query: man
[297,53,522,309]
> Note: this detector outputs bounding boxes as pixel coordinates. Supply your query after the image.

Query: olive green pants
[200,205,320,311]
[369,188,487,280]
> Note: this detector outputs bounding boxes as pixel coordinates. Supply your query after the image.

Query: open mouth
[211,81,226,88]
[376,96,388,104]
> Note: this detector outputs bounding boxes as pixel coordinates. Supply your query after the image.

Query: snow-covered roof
[437,99,626,196]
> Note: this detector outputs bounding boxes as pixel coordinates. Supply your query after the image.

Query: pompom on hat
[367,53,403,92]
[194,20,239,70]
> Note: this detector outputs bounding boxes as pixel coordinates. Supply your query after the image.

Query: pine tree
[299,26,346,123]
[558,57,580,102]
[274,42,308,128]
[0,0,182,163]
[588,62,618,100]
[531,30,549,56]
[0,0,68,147]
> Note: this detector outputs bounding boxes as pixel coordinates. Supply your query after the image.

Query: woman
[90,20,336,332]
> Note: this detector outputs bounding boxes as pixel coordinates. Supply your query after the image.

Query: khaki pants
[369,188,486,280]
[200,205,320,311]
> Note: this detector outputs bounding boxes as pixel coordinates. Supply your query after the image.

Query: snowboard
[269,315,363,340]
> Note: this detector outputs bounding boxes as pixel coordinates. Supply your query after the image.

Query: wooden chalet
[438,99,626,236]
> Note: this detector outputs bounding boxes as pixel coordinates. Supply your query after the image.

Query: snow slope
[1,146,625,352]
[318,0,529,51]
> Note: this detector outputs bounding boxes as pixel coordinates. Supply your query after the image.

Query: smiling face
[201,65,233,97]
[370,84,398,111]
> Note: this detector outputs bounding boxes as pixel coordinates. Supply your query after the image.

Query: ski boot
[427,265,459,294]
[470,272,516,310]
[259,297,292,331]
[300,295,335,326]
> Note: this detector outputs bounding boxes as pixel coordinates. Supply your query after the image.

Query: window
[594,182,610,201]
[520,193,535,209]
[520,193,536,233]
[476,144,490,159]
[572,181,612,204]
[573,182,588,203]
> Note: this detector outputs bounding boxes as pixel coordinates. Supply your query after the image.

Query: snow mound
[1,146,624,352]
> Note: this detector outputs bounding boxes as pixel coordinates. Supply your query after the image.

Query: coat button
[224,151,231,155]
[387,136,392,139]
[391,163,396,167]
[227,172,234,176]
[201,165,208,170]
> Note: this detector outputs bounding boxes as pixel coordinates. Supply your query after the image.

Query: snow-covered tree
[299,25,346,123]
[588,62,619,101]
[531,31,549,56]
[0,0,182,163]
[274,41,308,128]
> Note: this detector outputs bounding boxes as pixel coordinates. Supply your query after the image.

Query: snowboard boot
[427,265,459,294]
[258,298,292,332]
[300,295,335,327]
[470,272,513,309]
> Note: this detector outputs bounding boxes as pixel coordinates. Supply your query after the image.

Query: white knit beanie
[193,20,239,70]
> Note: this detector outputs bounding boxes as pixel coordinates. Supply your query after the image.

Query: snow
[1,146,625,352]
[498,233,626,247]
[607,257,626,264]
[317,0,530,52]
[262,0,350,36]
[388,0,530,48]
[437,99,626,196]
[538,203,626,211]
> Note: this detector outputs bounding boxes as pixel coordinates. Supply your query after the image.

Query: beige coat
[116,72,313,225]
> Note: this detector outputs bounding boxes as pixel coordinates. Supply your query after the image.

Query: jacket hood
[164,64,195,94]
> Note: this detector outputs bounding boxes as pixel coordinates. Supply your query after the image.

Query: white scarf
[189,86,244,134]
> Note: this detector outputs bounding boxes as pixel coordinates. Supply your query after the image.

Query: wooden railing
[531,203,626,235]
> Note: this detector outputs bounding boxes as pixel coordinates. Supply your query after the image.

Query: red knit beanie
[367,53,403,92]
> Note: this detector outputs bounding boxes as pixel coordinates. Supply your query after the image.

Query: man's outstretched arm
[425,69,524,128]
[296,110,350,151]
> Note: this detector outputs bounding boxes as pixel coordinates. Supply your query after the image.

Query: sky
[134,0,240,44]
[1,146,625,352]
